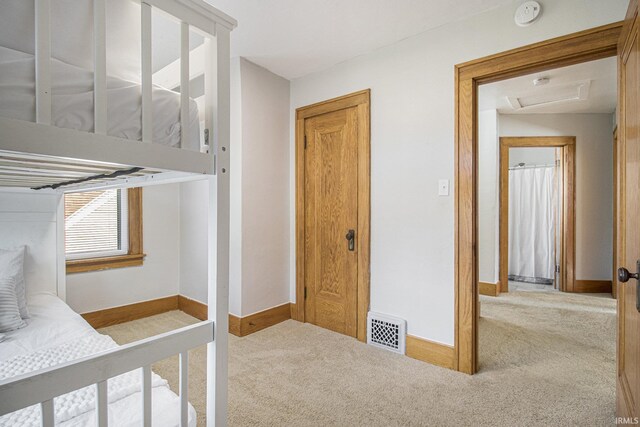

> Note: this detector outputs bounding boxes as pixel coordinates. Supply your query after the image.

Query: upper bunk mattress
[0,46,201,151]
[0,292,197,427]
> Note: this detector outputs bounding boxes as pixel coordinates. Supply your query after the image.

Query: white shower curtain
[508,166,556,283]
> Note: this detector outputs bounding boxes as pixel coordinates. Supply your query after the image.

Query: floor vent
[367,312,406,355]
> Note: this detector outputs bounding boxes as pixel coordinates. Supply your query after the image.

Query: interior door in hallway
[304,107,358,337]
[617,0,640,417]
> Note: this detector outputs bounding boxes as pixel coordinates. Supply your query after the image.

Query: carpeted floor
[99,290,616,426]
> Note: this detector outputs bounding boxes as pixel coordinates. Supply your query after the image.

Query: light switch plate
[438,179,449,196]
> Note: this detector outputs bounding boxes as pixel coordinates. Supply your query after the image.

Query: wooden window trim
[66,188,144,274]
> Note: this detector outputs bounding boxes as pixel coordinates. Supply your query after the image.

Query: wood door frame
[294,89,371,342]
[498,136,576,294]
[612,126,618,299]
[616,0,637,416]
[454,22,622,374]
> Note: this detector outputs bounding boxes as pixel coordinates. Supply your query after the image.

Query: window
[65,188,143,273]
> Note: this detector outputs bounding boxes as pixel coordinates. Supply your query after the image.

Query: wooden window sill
[66,253,145,274]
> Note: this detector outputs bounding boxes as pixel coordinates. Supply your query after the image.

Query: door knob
[618,259,640,283]
[618,267,639,283]
[345,229,355,251]
[618,260,640,312]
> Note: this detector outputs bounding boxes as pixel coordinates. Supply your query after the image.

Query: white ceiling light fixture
[515,1,542,27]
[533,77,550,86]
[507,80,591,110]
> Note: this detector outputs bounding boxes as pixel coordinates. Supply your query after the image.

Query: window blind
[64,189,128,258]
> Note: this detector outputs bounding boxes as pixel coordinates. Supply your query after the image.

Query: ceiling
[478,56,617,114]
[205,0,514,80]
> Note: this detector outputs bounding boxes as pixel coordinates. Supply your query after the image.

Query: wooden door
[617,1,640,417]
[304,107,359,337]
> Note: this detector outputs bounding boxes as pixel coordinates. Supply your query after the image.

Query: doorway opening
[500,139,575,294]
[453,22,622,374]
[472,54,617,419]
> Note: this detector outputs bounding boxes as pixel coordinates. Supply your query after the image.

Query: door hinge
[555,265,561,273]
[304,135,307,149]
[304,287,307,299]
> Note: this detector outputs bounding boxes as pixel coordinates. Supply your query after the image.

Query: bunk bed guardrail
[0,0,234,424]
[0,0,236,191]
[0,320,214,427]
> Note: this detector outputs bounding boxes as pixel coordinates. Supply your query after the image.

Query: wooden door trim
[617,1,638,418]
[498,136,576,294]
[294,89,371,342]
[613,126,618,299]
[454,22,622,374]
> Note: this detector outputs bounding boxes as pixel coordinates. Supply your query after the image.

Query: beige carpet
[99,290,616,426]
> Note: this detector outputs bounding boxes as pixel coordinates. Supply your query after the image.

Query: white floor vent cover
[367,312,406,355]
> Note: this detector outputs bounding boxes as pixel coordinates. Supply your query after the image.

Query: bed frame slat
[179,351,189,426]
[94,0,107,135]
[0,321,214,417]
[40,399,54,427]
[180,22,190,149]
[35,0,52,125]
[96,381,108,426]
[141,2,153,143]
[204,37,216,156]
[141,365,152,427]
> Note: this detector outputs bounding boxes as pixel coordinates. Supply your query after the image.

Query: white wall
[478,110,499,284]
[66,184,181,313]
[499,113,614,281]
[229,57,243,315]
[65,57,291,318]
[238,58,290,316]
[289,0,626,345]
[509,147,556,166]
[178,58,291,317]
[179,179,211,304]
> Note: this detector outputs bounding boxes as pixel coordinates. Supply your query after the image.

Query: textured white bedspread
[0,46,201,151]
[0,293,197,427]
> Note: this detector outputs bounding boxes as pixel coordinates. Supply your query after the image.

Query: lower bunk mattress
[0,292,197,427]
[0,45,201,151]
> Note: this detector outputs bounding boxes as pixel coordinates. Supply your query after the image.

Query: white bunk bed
[0,0,236,425]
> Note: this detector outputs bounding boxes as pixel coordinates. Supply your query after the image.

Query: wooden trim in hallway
[175,296,294,337]
[406,335,455,370]
[454,21,623,374]
[82,295,179,328]
[229,314,242,336]
[84,296,295,337]
[178,295,208,320]
[499,136,576,294]
[229,303,293,337]
[479,282,500,297]
[574,280,613,293]
[177,297,295,337]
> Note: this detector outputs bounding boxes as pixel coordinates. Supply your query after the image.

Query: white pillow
[0,276,26,333]
[0,246,29,319]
